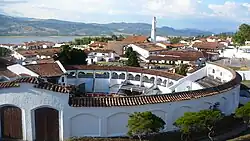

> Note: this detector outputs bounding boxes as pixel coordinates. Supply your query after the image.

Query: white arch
[70,113,100,137]
[107,112,130,136]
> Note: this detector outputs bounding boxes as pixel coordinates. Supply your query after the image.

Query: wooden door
[1,106,23,140]
[35,108,59,141]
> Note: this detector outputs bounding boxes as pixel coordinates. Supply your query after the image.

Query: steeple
[151,16,156,43]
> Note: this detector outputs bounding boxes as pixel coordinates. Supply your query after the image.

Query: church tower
[151,16,156,43]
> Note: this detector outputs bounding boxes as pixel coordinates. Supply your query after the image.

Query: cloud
[208,1,250,22]
[0,0,27,6]
[141,0,201,17]
[1,0,201,20]
[0,0,249,29]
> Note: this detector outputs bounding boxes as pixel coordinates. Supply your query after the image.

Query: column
[75,70,78,85]
[154,76,157,87]
[92,71,96,93]
[125,71,128,81]
[140,73,143,86]
[100,117,107,136]
[24,109,34,141]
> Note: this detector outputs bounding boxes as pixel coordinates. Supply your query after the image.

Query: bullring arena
[0,62,241,141]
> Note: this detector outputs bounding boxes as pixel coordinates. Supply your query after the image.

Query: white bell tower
[151,16,156,43]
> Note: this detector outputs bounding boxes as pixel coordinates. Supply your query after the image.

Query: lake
[0,36,82,44]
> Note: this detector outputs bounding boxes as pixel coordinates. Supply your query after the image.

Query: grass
[229,66,250,71]
[241,81,250,88]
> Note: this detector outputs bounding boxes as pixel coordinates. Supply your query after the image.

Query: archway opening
[0,106,23,140]
[34,107,59,141]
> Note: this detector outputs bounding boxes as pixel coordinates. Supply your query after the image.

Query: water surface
[0,36,81,44]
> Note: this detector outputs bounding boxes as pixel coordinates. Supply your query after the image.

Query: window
[135,75,141,81]
[142,76,149,83]
[95,72,110,79]
[119,73,125,79]
[150,77,155,83]
[157,78,162,85]
[111,72,119,79]
[220,72,223,76]
[127,74,134,80]
[212,69,215,73]
[61,77,64,82]
[67,72,76,78]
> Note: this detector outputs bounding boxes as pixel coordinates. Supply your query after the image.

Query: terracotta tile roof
[207,36,219,40]
[89,42,107,48]
[37,58,55,64]
[69,72,241,107]
[134,43,168,52]
[23,41,55,47]
[162,43,185,48]
[192,42,224,50]
[107,41,130,55]
[64,65,183,81]
[0,58,15,68]
[19,73,31,77]
[0,69,18,78]
[147,50,206,61]
[122,36,149,43]
[17,48,61,57]
[85,49,115,54]
[0,77,69,93]
[25,63,64,77]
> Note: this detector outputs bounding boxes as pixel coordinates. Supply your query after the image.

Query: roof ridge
[0,77,70,94]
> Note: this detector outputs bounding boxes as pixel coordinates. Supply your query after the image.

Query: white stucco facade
[0,63,241,141]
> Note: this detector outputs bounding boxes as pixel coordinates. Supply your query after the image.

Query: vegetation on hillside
[169,37,182,44]
[0,14,214,36]
[72,35,124,45]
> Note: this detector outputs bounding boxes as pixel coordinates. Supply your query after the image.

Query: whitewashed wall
[0,83,240,141]
[237,71,250,81]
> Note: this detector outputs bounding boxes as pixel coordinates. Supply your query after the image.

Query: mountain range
[0,14,215,36]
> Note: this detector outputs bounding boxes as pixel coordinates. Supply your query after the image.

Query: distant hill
[0,14,214,36]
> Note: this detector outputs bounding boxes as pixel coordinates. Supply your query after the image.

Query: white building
[86,49,119,65]
[0,61,241,141]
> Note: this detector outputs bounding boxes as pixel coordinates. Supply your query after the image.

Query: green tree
[170,37,182,44]
[117,35,125,41]
[174,112,200,141]
[176,64,188,76]
[175,110,223,141]
[127,111,166,141]
[0,48,11,57]
[111,35,118,41]
[233,24,250,46]
[126,51,140,67]
[54,45,87,65]
[125,47,133,58]
[235,102,250,127]
[196,110,223,141]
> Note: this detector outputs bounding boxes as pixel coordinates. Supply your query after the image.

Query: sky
[0,0,250,32]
